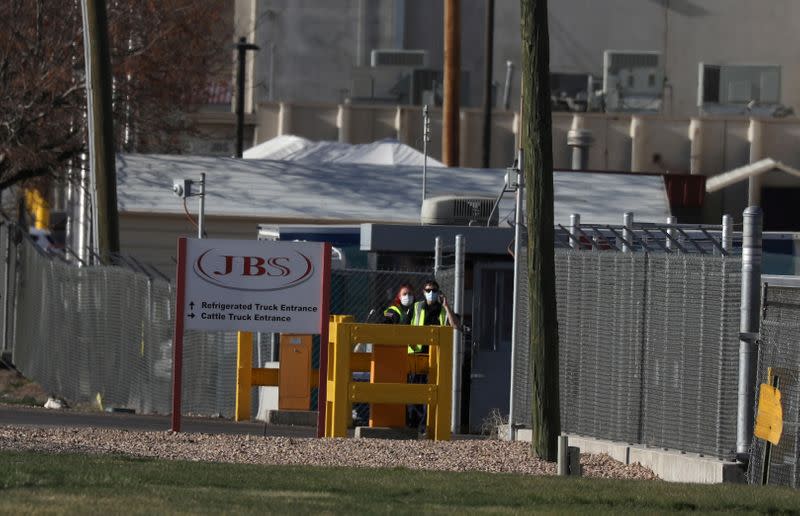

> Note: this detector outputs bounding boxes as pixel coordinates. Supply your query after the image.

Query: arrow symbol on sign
[189,302,195,309]
[188,313,195,319]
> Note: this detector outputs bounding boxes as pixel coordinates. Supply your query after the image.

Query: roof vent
[421,195,498,226]
[370,49,428,68]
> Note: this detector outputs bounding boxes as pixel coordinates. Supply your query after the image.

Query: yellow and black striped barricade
[324,320,452,441]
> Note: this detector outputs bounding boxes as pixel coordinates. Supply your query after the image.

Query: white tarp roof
[116,154,670,225]
[243,135,445,167]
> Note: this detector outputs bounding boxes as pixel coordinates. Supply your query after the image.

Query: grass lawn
[1,451,799,514]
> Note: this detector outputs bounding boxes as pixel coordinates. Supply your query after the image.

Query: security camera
[172,179,192,198]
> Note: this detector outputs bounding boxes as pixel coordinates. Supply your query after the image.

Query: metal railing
[324,318,453,440]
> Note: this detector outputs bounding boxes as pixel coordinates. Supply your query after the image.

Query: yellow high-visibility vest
[408,301,446,353]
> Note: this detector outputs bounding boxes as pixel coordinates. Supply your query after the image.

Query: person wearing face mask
[407,279,461,433]
[382,283,415,325]
[409,279,460,352]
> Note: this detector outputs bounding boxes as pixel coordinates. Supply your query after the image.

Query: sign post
[171,237,331,433]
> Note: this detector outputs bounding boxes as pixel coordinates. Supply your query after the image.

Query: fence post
[508,162,525,436]
[737,206,762,461]
[666,216,677,252]
[557,435,569,476]
[434,236,442,275]
[452,234,465,434]
[623,212,634,253]
[722,214,733,253]
[569,213,580,250]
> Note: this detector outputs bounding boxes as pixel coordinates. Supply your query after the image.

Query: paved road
[0,404,317,438]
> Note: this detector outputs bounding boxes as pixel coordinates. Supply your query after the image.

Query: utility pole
[81,0,119,264]
[520,0,560,461]
[481,0,495,168]
[442,0,460,166]
[235,37,259,158]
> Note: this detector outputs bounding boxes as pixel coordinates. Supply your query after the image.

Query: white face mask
[424,290,438,303]
[400,294,414,307]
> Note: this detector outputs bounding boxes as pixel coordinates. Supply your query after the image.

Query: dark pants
[406,372,428,431]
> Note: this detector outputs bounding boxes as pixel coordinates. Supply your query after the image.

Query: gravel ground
[0,425,658,480]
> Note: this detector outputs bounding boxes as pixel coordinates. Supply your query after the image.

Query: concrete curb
[502,426,746,484]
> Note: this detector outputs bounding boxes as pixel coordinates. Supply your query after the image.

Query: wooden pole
[442,0,460,166]
[520,0,560,461]
[81,0,119,263]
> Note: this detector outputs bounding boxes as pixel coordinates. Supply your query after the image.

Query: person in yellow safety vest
[382,283,415,325]
[408,279,460,353]
[407,279,460,433]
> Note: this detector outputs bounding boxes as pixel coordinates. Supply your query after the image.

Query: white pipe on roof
[705,158,800,193]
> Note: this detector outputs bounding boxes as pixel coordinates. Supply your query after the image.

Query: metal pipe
[268,42,275,102]
[557,435,569,476]
[722,214,733,252]
[452,234,465,434]
[434,236,442,275]
[422,105,430,205]
[629,117,646,172]
[198,173,206,239]
[666,216,677,252]
[623,212,634,253]
[256,332,262,369]
[481,0,495,169]
[235,38,246,158]
[394,0,405,49]
[80,0,98,264]
[688,118,703,175]
[737,206,762,461]
[502,60,514,110]
[747,119,764,206]
[507,150,523,437]
[569,213,580,250]
[567,128,593,170]
[235,37,259,158]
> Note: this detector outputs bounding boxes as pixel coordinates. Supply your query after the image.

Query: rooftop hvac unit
[698,63,782,114]
[370,49,428,68]
[603,50,663,112]
[420,195,498,226]
[550,72,603,112]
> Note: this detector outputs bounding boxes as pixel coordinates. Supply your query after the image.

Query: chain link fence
[748,284,800,487]
[7,230,431,419]
[513,227,743,460]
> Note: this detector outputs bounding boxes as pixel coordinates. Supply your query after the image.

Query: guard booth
[360,222,516,433]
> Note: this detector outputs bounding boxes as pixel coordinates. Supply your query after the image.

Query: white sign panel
[181,238,326,333]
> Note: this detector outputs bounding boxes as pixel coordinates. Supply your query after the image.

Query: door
[279,334,312,410]
[468,262,514,433]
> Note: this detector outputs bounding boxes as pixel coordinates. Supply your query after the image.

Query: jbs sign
[194,249,314,291]
[181,238,327,333]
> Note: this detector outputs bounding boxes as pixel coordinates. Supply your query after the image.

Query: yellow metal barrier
[325,321,452,441]
[235,331,319,421]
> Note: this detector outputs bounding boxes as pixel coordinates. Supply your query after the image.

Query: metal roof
[116,153,670,225]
